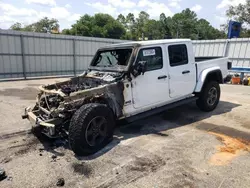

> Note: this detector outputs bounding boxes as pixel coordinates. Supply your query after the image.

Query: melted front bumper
[22,107,62,137]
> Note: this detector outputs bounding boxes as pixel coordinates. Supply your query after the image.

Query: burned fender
[61,81,125,118]
[103,81,124,118]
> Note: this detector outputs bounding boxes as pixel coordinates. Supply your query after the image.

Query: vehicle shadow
[75,100,240,160]
[32,128,69,157]
[33,100,240,159]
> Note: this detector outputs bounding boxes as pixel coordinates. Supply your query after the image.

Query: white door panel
[132,70,169,109]
[167,44,196,98]
[131,46,169,109]
[168,65,196,98]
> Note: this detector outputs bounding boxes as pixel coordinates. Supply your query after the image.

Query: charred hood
[37,71,125,118]
[42,71,123,96]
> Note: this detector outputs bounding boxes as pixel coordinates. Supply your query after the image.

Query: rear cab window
[135,47,163,71]
[168,44,188,67]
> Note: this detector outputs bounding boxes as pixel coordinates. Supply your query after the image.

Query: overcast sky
[0,0,247,30]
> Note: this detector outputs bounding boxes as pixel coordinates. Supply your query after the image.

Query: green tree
[159,13,172,38]
[136,11,150,39]
[143,19,162,39]
[10,22,33,32]
[172,9,197,39]
[91,25,105,37]
[30,17,59,33]
[118,9,224,40]
[70,14,93,36]
[10,17,59,33]
[227,0,250,25]
[195,19,218,39]
[10,9,225,40]
[126,13,136,28]
[94,14,114,27]
[104,22,125,39]
[62,29,72,35]
[117,14,127,28]
[126,13,137,40]
[240,29,250,37]
[23,25,34,32]
[68,13,125,39]
[10,22,23,31]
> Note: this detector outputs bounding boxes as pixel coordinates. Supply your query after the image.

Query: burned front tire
[196,81,220,112]
[69,103,115,156]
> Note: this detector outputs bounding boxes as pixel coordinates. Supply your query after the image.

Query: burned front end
[22,71,125,138]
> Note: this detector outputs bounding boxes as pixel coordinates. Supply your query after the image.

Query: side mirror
[132,61,147,77]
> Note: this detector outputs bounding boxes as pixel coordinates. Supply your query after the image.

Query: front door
[131,46,169,109]
[167,44,196,98]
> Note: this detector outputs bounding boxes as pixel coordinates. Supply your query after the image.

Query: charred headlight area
[39,94,63,110]
[34,94,64,124]
[38,92,64,113]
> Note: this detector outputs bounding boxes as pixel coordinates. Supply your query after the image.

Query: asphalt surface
[0,79,250,188]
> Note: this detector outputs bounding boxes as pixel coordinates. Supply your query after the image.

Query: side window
[136,47,163,71]
[168,44,188,67]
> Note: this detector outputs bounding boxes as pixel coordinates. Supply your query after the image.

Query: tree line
[9,3,250,40]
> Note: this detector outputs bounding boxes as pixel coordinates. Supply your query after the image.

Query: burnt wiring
[44,92,51,111]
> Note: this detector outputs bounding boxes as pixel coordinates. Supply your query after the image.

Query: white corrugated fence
[0,30,128,80]
[1,29,250,81]
[193,38,250,68]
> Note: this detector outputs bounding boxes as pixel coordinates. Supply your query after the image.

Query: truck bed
[195,56,223,62]
[194,56,229,92]
[195,56,229,82]
[195,56,229,77]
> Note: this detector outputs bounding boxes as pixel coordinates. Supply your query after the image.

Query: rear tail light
[227,62,232,70]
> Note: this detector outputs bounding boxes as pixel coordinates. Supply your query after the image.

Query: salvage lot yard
[0,79,250,188]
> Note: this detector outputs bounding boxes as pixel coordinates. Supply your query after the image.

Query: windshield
[91,48,133,70]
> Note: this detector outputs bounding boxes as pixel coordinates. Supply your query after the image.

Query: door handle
[182,70,190,74]
[158,75,167,79]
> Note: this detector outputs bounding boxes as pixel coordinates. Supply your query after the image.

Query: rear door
[131,46,170,109]
[167,44,196,98]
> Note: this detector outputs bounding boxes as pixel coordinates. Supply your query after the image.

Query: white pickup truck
[22,39,231,155]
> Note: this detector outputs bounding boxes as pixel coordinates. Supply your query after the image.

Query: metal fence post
[20,34,27,79]
[223,40,230,57]
[73,38,76,76]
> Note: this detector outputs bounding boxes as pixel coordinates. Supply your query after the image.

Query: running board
[125,97,198,123]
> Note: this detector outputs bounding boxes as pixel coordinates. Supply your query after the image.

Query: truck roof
[100,39,191,49]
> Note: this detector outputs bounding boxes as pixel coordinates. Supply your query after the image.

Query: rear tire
[196,81,220,112]
[69,103,115,156]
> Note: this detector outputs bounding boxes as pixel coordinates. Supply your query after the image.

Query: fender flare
[97,82,125,118]
[195,66,221,93]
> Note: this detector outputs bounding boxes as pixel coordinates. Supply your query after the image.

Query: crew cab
[22,39,231,155]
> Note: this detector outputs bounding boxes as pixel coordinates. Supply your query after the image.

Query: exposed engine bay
[23,71,125,138]
[44,71,121,96]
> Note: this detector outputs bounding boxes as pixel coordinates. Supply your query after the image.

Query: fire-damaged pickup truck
[22,39,231,155]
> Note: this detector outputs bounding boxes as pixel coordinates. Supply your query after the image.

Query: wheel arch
[91,96,122,119]
[80,81,125,119]
[195,67,223,93]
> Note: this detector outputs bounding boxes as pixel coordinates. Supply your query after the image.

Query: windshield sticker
[143,49,155,56]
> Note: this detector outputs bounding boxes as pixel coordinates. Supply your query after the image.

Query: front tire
[196,81,220,112]
[69,103,115,156]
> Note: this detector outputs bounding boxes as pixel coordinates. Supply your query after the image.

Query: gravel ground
[0,79,250,188]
